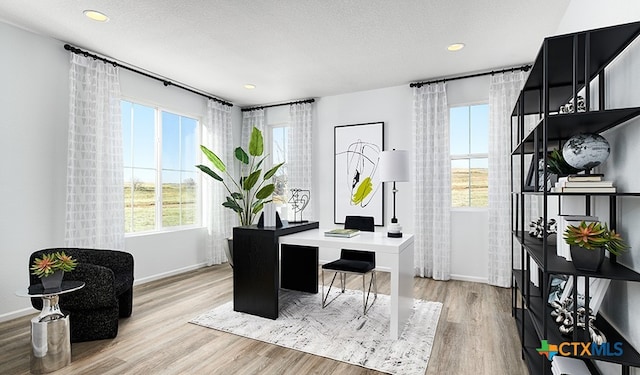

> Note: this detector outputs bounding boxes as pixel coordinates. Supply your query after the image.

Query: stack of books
[324,228,360,238]
[553,174,616,193]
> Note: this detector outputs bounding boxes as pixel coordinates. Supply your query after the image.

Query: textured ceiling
[0,0,570,106]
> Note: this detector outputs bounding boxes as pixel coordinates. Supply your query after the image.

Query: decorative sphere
[562,133,610,170]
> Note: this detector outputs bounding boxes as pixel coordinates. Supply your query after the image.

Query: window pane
[470,104,489,154]
[162,170,181,227]
[132,103,156,169]
[132,168,156,232]
[181,172,197,225]
[162,112,180,171]
[451,159,470,207]
[470,158,488,207]
[450,106,470,155]
[123,100,199,233]
[181,117,197,170]
[122,101,133,168]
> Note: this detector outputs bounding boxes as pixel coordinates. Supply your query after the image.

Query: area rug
[190,288,442,375]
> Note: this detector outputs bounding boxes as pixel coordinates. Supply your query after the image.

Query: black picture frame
[333,122,384,226]
[525,153,553,192]
[524,154,539,191]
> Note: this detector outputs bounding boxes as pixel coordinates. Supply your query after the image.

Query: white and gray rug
[190,288,442,375]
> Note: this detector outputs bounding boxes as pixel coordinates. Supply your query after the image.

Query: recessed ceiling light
[447,43,465,52]
[244,84,256,90]
[83,10,110,22]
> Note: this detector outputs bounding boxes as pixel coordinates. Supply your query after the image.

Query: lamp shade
[379,150,409,182]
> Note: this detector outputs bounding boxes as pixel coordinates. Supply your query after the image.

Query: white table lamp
[379,149,409,237]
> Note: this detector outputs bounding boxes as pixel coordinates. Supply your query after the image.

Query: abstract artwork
[334,122,384,225]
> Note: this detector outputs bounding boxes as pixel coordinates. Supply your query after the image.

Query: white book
[556,215,598,260]
[560,181,614,188]
[552,356,589,374]
[567,174,604,182]
[324,228,360,238]
[530,261,539,287]
[560,186,616,193]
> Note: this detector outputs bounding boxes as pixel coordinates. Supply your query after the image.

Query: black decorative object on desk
[257,211,283,228]
[288,188,310,223]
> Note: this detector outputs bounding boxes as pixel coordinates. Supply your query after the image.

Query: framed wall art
[334,122,384,225]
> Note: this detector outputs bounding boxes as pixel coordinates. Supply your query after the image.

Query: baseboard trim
[0,307,36,323]
[133,263,209,286]
[450,274,488,284]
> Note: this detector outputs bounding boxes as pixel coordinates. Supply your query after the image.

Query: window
[450,104,489,207]
[122,100,199,233]
[266,124,289,205]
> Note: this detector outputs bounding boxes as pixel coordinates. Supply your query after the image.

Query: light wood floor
[0,265,528,374]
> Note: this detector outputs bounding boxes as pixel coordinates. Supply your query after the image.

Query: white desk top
[279,228,414,254]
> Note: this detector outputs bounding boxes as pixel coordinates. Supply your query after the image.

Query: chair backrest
[344,216,374,232]
[340,249,375,266]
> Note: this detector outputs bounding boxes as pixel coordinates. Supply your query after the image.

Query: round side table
[16,281,84,374]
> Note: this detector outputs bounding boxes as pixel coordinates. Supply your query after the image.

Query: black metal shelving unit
[511,21,640,375]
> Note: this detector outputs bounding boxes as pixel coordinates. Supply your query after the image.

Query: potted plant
[196,127,284,266]
[196,127,284,226]
[30,251,78,289]
[563,221,630,272]
[546,148,582,176]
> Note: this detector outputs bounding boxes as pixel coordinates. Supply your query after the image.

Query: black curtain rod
[241,98,315,112]
[64,44,233,107]
[409,64,532,88]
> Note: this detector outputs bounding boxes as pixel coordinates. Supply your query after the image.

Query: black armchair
[29,248,134,342]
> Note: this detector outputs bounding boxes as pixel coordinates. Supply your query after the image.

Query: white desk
[279,229,414,339]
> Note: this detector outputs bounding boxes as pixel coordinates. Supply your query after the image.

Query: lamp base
[387,222,403,238]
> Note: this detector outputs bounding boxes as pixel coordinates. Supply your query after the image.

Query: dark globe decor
[562,133,610,170]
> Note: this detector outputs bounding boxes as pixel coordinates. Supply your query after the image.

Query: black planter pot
[570,246,605,272]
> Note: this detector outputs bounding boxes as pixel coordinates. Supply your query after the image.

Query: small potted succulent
[563,221,629,272]
[30,251,78,289]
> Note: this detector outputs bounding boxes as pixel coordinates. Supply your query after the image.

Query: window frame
[122,97,202,235]
[449,102,489,210]
[264,121,290,206]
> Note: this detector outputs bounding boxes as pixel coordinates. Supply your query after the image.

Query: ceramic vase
[41,270,64,290]
[570,246,605,272]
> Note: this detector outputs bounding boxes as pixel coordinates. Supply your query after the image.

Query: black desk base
[281,245,318,293]
[233,221,319,319]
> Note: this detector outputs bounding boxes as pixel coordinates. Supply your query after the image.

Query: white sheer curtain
[202,100,235,265]
[488,71,525,287]
[413,83,451,280]
[65,54,124,249]
[241,109,264,148]
[288,102,314,220]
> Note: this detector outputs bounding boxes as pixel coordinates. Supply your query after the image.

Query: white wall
[0,21,69,320]
[0,21,242,321]
[555,3,640,374]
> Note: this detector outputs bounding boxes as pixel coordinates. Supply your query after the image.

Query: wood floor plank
[0,265,527,374]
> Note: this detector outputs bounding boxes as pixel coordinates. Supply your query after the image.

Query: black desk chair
[322,216,377,314]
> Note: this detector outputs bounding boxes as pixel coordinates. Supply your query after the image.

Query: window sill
[125,225,204,238]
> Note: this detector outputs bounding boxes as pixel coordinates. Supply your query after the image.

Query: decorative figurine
[288,188,310,223]
[528,217,557,239]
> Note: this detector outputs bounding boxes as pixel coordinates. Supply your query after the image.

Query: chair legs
[363,271,378,314]
[321,269,377,314]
